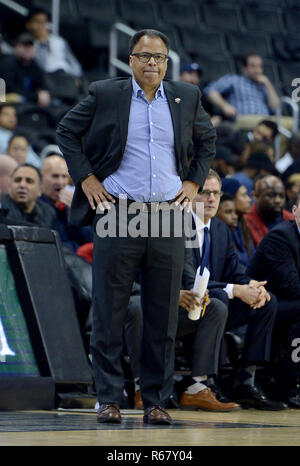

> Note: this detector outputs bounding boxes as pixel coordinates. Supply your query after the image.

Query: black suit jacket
[192,217,250,290]
[0,193,57,229]
[56,77,216,225]
[247,220,300,301]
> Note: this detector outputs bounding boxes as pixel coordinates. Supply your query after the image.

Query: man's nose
[148,56,157,65]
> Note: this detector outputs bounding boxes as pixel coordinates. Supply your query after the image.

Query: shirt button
[150,122,153,125]
[153,174,156,178]
[151,138,154,142]
[153,192,156,196]
[149,105,152,108]
[153,156,156,160]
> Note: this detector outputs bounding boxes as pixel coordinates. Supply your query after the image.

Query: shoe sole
[238,402,287,411]
[143,416,172,425]
[97,417,122,423]
[180,405,240,412]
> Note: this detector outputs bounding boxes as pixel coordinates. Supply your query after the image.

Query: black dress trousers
[90,205,185,408]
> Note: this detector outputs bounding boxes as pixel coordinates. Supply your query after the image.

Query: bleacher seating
[159,0,202,29]
[194,56,236,87]
[200,3,244,32]
[226,32,273,59]
[180,29,229,59]
[118,0,159,29]
[242,6,285,34]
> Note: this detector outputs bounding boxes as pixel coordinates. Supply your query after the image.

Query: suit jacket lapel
[210,218,219,278]
[118,77,133,155]
[163,81,181,163]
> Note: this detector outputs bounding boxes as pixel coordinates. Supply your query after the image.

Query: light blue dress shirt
[103,78,182,202]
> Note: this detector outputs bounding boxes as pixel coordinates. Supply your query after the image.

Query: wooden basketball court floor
[0,407,300,446]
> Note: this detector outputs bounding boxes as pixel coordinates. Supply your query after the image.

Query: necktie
[200,226,210,275]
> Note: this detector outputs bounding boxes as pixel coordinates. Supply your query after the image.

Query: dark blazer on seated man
[247,220,300,300]
[247,217,300,407]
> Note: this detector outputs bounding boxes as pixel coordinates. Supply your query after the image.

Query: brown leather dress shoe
[143,406,173,425]
[133,390,144,409]
[180,388,240,412]
[97,403,122,423]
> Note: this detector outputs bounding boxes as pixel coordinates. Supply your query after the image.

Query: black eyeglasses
[199,190,223,199]
[131,52,169,64]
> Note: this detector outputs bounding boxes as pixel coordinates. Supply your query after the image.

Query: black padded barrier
[0,225,92,409]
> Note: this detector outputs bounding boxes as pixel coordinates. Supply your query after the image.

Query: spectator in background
[234,151,276,198]
[179,63,202,87]
[1,33,51,107]
[276,132,300,175]
[216,192,238,233]
[222,178,255,268]
[40,154,93,252]
[7,133,31,165]
[0,155,18,198]
[245,174,294,248]
[0,103,41,168]
[0,104,18,152]
[249,119,278,144]
[0,163,56,227]
[241,139,276,166]
[204,53,279,120]
[25,8,83,79]
[211,145,237,178]
[285,173,300,212]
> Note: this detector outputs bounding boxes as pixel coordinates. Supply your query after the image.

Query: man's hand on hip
[175,180,200,212]
[81,174,115,211]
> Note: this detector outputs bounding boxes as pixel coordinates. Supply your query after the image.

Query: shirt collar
[192,210,211,231]
[132,78,164,99]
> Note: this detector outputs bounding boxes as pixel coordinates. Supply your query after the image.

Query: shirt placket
[148,99,157,201]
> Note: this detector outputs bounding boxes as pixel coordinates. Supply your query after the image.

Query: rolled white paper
[188,266,210,320]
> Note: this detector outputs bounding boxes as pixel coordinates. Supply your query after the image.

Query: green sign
[0,245,39,376]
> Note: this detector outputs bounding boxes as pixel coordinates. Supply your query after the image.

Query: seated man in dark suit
[0,163,56,228]
[177,246,240,412]
[191,168,287,410]
[247,193,300,408]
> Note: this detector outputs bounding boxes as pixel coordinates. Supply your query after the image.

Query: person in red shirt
[245,174,294,248]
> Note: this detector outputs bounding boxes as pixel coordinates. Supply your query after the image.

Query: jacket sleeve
[208,225,250,290]
[186,86,216,189]
[260,229,300,300]
[56,83,97,184]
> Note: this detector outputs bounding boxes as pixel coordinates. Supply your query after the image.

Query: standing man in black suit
[191,169,287,410]
[56,29,216,424]
[248,193,300,408]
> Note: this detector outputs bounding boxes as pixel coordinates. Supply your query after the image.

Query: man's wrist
[80,172,94,184]
[233,284,241,299]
